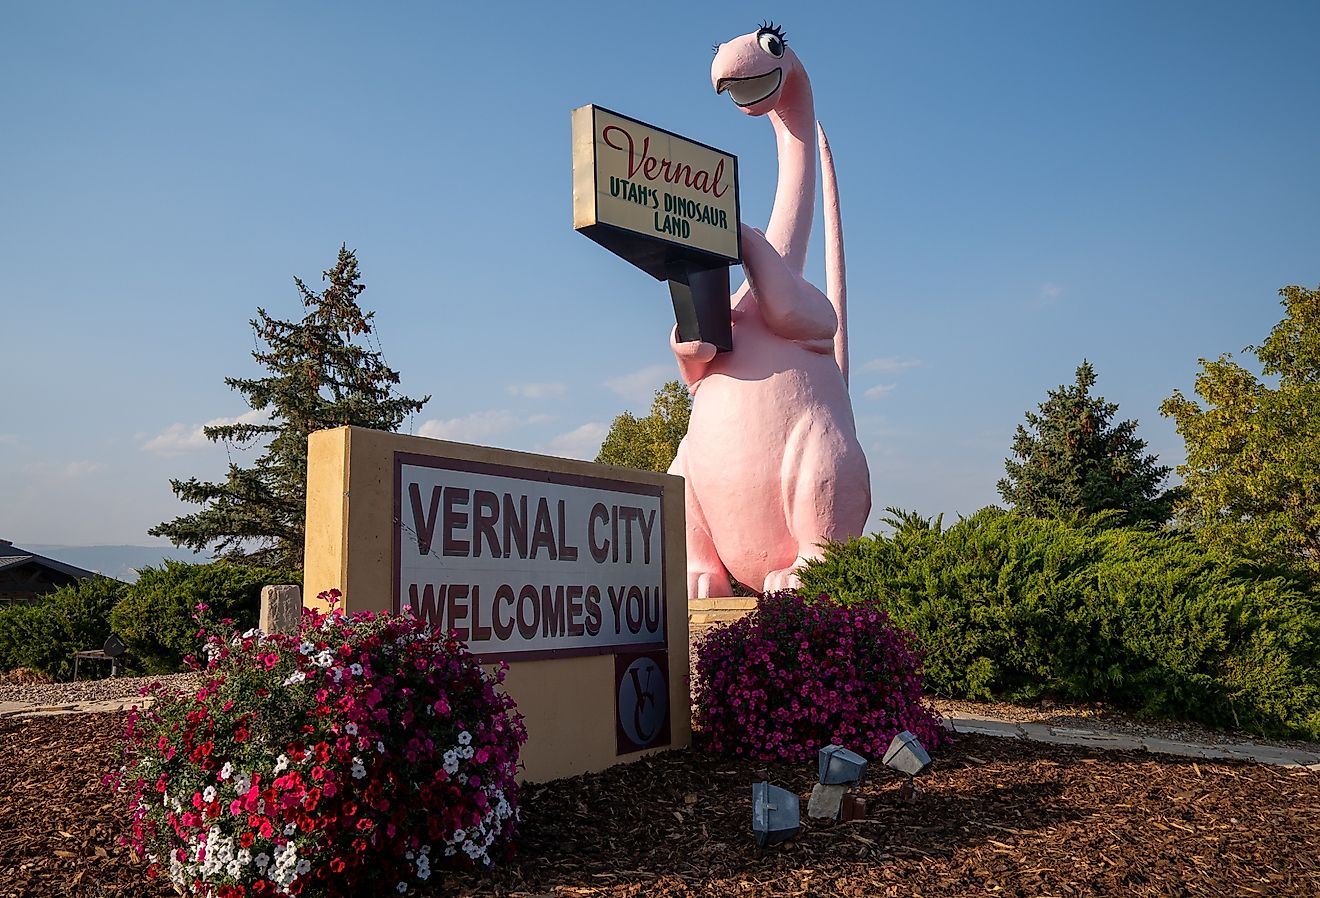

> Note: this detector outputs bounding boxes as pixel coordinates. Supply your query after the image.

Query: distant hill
[26,545,212,584]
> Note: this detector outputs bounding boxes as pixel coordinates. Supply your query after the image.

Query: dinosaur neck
[765,70,816,275]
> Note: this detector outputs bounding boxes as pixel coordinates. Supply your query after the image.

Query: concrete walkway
[0,697,145,718]
[943,709,1320,771]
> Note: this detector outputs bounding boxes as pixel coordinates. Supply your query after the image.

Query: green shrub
[799,508,1320,740]
[108,561,300,673]
[0,576,127,680]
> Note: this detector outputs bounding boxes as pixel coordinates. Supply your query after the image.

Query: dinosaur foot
[690,570,733,600]
[762,559,808,594]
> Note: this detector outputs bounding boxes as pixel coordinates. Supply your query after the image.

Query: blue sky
[2,2,1318,547]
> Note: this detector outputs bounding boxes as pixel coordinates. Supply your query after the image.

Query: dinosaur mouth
[716,68,783,107]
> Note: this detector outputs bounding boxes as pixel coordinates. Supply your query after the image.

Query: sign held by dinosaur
[572,104,741,351]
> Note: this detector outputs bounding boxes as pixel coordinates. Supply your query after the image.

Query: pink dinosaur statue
[668,22,871,598]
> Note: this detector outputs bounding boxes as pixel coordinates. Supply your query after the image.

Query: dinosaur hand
[671,334,718,363]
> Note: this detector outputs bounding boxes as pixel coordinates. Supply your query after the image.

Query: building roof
[0,540,106,581]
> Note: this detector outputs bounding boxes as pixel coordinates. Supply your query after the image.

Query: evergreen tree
[1161,284,1320,572]
[998,360,1179,525]
[596,380,692,473]
[150,245,429,568]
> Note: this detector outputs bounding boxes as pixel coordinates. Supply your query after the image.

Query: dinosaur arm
[740,224,837,343]
[670,325,717,388]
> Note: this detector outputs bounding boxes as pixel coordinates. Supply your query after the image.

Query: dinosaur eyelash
[712,43,720,54]
[756,20,787,45]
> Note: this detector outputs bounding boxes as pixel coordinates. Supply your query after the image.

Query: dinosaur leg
[669,441,732,599]
[762,421,871,594]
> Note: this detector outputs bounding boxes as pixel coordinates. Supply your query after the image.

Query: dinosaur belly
[681,323,870,590]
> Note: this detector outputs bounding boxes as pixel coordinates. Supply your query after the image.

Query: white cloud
[863,356,921,373]
[507,382,567,400]
[418,410,520,443]
[865,383,897,400]
[24,460,105,480]
[1038,282,1064,305]
[605,364,673,404]
[0,434,17,446]
[541,422,609,460]
[142,409,271,455]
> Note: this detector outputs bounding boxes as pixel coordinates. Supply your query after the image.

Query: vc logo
[616,654,669,751]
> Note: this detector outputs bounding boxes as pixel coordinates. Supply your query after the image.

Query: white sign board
[393,453,666,661]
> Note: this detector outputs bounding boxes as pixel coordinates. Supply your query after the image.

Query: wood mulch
[1,714,1316,898]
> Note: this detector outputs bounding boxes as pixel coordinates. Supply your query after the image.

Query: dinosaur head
[712,22,802,116]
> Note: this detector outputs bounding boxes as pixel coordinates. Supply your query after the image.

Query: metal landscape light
[751,781,800,848]
[818,744,869,785]
[809,745,869,820]
[882,730,931,800]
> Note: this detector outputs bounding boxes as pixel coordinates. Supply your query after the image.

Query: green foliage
[799,509,1320,740]
[999,361,1180,526]
[1162,284,1320,573]
[150,246,429,568]
[596,380,691,473]
[108,561,300,673]
[0,577,126,680]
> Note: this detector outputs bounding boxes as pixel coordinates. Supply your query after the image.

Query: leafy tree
[596,380,692,473]
[1161,284,1320,572]
[151,246,429,568]
[998,360,1179,525]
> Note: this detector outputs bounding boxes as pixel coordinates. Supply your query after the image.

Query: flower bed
[692,591,946,761]
[110,591,527,897]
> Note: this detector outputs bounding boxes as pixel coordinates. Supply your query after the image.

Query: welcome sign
[572,104,741,280]
[304,426,691,781]
[394,454,666,661]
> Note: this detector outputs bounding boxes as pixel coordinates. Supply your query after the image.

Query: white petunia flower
[201,786,216,803]
[345,722,358,736]
[457,730,472,746]
[273,754,289,774]
[282,670,307,686]
[219,762,233,781]
[350,663,364,676]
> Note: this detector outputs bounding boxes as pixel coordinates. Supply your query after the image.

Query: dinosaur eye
[757,30,784,58]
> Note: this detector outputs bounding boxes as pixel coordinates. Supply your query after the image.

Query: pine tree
[596,380,692,473]
[998,360,1179,526]
[150,245,429,568]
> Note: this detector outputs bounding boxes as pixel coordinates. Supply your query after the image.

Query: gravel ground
[0,673,197,707]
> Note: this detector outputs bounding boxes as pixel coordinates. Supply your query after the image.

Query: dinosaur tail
[817,122,848,385]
